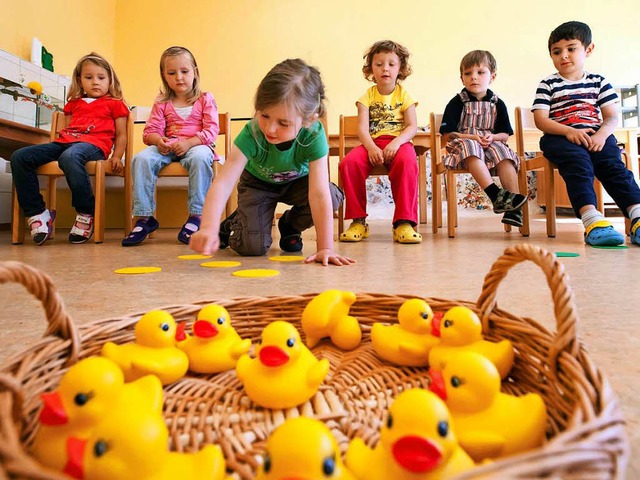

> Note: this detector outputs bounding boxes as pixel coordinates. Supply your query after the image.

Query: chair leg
[544,166,556,237]
[94,161,105,243]
[338,204,345,235]
[594,179,604,214]
[446,172,456,238]
[518,167,530,237]
[11,186,24,244]
[418,151,427,225]
[46,177,57,239]
[431,171,441,233]
[124,167,133,236]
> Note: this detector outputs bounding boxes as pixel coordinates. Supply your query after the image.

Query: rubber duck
[346,388,475,479]
[31,356,163,471]
[301,290,361,350]
[63,405,230,480]
[176,304,251,374]
[27,80,43,95]
[256,416,356,480]
[235,321,330,409]
[429,351,547,461]
[101,310,189,385]
[371,298,440,366]
[429,306,514,379]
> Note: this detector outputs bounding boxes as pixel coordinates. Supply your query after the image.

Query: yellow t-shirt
[357,84,417,138]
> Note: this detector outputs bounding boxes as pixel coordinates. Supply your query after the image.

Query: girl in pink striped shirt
[123,46,220,246]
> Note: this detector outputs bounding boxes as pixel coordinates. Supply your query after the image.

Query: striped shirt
[532,72,619,130]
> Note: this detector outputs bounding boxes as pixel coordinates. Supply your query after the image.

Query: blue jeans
[10,142,104,217]
[131,145,214,217]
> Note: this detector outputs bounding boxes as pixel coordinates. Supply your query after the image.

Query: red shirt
[56,96,129,158]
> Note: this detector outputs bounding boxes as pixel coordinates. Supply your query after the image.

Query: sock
[627,204,640,223]
[484,183,500,202]
[581,208,605,230]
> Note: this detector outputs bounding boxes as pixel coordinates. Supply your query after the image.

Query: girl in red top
[10,52,129,244]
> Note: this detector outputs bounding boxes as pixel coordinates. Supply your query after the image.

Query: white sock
[581,208,605,230]
[627,204,640,223]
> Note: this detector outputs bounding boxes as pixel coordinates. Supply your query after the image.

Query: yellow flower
[27,81,43,95]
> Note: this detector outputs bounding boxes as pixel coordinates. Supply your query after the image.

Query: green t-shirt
[234,119,329,184]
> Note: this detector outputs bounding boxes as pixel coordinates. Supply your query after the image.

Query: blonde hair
[67,52,124,101]
[362,40,412,83]
[459,50,497,75]
[158,46,201,104]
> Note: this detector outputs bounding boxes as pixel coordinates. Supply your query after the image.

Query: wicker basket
[0,244,629,479]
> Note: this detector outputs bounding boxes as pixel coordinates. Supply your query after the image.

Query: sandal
[28,209,56,245]
[122,216,159,247]
[631,218,640,246]
[339,222,369,242]
[69,214,94,244]
[393,223,422,244]
[584,220,624,246]
[178,215,200,245]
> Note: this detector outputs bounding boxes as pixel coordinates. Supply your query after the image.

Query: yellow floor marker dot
[178,254,213,260]
[268,255,305,262]
[114,266,162,275]
[232,269,280,278]
[201,260,242,268]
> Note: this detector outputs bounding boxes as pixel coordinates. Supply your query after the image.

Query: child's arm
[588,103,619,152]
[189,145,248,255]
[143,102,172,154]
[356,103,384,166]
[304,157,355,267]
[107,116,127,174]
[172,95,219,156]
[382,104,418,163]
[533,109,595,148]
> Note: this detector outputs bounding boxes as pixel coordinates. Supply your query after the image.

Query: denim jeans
[131,145,214,217]
[10,142,104,217]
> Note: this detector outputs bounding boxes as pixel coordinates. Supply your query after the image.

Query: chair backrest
[514,107,541,157]
[49,111,67,141]
[429,113,444,161]
[338,115,359,161]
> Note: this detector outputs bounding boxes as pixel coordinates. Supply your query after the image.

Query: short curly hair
[362,40,412,83]
[459,50,497,75]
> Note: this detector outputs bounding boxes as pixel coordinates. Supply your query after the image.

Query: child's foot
[218,212,236,250]
[69,214,94,244]
[178,215,200,245]
[584,220,624,246]
[28,209,55,245]
[501,209,523,227]
[122,216,159,246]
[339,221,369,242]
[278,211,303,252]
[630,217,640,246]
[393,222,422,244]
[492,188,527,214]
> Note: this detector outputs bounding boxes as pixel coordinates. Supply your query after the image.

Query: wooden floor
[0,207,637,477]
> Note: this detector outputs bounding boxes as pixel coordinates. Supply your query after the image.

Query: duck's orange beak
[259,345,289,367]
[175,321,187,341]
[392,435,442,473]
[39,391,68,425]
[194,320,218,338]
[428,368,447,400]
[431,312,443,337]
[63,437,87,479]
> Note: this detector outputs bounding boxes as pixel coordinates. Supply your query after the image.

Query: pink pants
[339,135,418,224]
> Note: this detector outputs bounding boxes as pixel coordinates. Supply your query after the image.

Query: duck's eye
[161,323,170,332]
[451,376,462,388]
[94,440,109,457]
[322,455,336,475]
[74,392,91,406]
[386,414,393,429]
[437,421,449,437]
[217,317,225,325]
[286,338,295,348]
[421,312,429,319]
[444,320,453,328]
[263,453,271,473]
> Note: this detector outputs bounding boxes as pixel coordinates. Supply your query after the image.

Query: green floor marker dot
[555,252,580,257]
[590,245,629,250]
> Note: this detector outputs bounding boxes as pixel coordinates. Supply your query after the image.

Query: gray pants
[228,170,344,256]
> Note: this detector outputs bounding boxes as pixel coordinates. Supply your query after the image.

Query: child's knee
[230,231,271,256]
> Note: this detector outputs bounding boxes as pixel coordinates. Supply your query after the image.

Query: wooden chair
[429,112,529,238]
[124,110,231,233]
[336,114,427,234]
[11,111,134,244]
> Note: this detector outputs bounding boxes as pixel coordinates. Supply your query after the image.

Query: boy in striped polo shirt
[532,21,640,246]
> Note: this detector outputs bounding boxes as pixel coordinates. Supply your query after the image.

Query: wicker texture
[0,245,630,479]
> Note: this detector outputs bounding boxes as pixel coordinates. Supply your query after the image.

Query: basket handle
[0,261,80,366]
[475,244,579,376]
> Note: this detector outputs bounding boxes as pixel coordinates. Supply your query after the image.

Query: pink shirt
[142,92,219,158]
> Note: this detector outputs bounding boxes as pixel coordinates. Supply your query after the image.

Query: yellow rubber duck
[27,80,43,95]
[176,304,251,373]
[429,351,547,461]
[236,321,330,409]
[256,416,356,479]
[301,290,361,350]
[371,298,440,366]
[346,388,475,479]
[101,310,189,385]
[62,404,230,480]
[31,356,163,472]
[429,306,514,379]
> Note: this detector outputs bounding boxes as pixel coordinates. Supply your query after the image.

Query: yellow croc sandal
[339,222,370,242]
[393,223,422,244]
